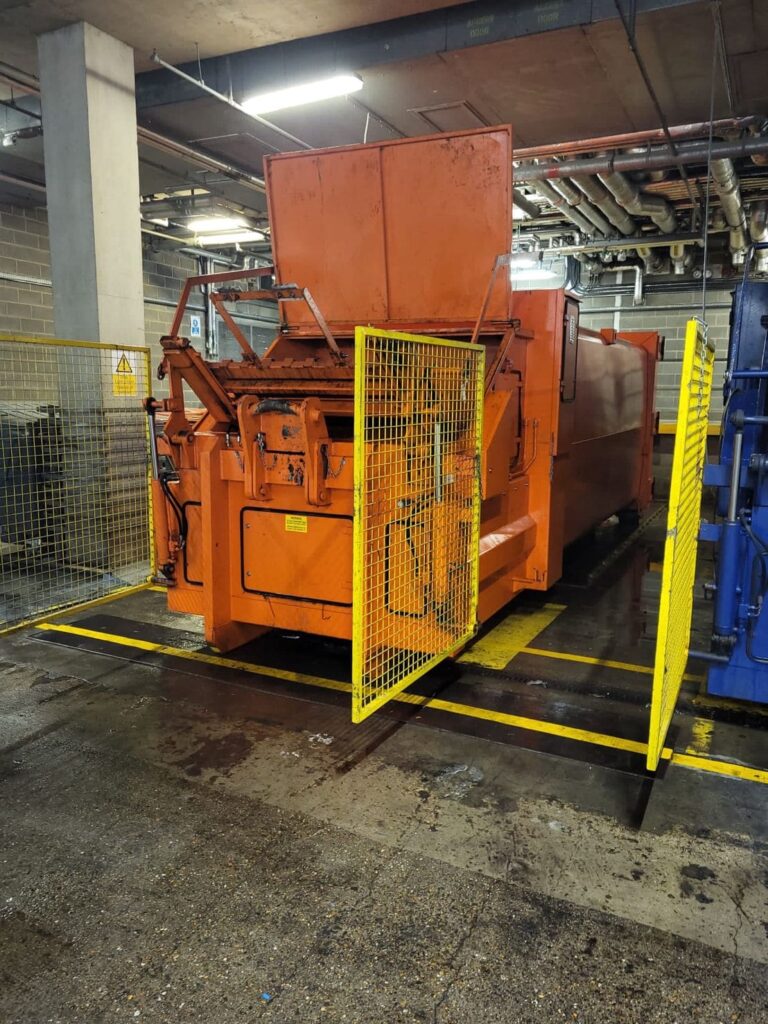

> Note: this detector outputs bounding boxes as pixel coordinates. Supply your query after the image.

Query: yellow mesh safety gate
[352,328,484,723]
[0,334,153,631]
[647,319,715,770]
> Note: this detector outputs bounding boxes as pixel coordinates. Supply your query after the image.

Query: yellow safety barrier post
[352,327,484,722]
[647,319,716,770]
[0,333,153,632]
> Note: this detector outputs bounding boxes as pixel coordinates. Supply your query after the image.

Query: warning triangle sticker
[115,353,133,374]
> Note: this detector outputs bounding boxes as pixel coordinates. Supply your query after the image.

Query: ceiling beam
[135,0,700,110]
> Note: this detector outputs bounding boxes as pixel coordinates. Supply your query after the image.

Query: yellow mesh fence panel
[0,335,153,631]
[647,319,715,770]
[352,328,484,723]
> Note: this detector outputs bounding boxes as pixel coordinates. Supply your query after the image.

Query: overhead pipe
[711,159,748,265]
[514,117,762,160]
[0,169,46,193]
[0,58,267,194]
[515,230,701,257]
[749,202,768,273]
[570,175,636,235]
[599,264,644,306]
[512,188,540,219]
[137,126,266,192]
[515,134,768,181]
[532,179,596,237]
[547,176,612,236]
[597,170,677,233]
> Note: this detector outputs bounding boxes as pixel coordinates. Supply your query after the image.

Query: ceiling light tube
[197,229,266,245]
[242,74,363,115]
[189,216,247,232]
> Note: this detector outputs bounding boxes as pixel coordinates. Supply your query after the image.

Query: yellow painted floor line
[459,603,567,669]
[670,752,768,786]
[35,621,768,786]
[520,644,705,684]
[38,622,350,694]
[685,716,715,756]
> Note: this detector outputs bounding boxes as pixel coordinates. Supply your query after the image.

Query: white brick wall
[0,203,279,372]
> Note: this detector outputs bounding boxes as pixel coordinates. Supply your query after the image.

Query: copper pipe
[515,117,761,160]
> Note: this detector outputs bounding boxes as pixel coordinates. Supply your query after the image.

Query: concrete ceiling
[0,0,467,70]
[130,0,767,186]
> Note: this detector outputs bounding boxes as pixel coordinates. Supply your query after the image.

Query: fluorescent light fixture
[515,267,557,280]
[243,73,363,115]
[197,229,265,245]
[189,216,247,232]
[510,253,538,270]
[512,205,531,221]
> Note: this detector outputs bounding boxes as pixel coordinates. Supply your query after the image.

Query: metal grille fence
[352,328,484,723]
[0,334,153,631]
[647,318,715,770]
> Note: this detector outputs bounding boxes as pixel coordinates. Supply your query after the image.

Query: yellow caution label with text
[285,514,308,534]
[112,350,137,396]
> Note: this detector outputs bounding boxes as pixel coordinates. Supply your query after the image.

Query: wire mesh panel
[648,319,715,770]
[0,334,152,630]
[352,327,484,723]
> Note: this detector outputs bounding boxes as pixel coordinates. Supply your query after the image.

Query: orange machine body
[151,126,659,652]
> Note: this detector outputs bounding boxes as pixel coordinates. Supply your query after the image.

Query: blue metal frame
[701,271,768,702]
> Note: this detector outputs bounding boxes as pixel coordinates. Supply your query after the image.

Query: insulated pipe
[512,189,540,219]
[548,177,612,236]
[749,201,768,272]
[533,179,597,236]
[597,171,677,233]
[515,135,768,181]
[711,159,748,265]
[570,176,636,235]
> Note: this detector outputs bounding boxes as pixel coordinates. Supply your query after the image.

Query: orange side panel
[241,509,353,605]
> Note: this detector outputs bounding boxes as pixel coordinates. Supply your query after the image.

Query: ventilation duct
[711,159,748,265]
[533,179,598,237]
[547,178,612,236]
[571,176,636,236]
[596,171,677,233]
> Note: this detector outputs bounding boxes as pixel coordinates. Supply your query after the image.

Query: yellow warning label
[112,350,137,396]
[285,514,308,534]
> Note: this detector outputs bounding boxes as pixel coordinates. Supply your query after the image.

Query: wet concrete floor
[1,508,767,1022]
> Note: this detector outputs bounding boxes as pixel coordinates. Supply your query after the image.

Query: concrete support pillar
[38,22,144,345]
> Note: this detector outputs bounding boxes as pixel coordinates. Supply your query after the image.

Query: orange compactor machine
[147,126,660,721]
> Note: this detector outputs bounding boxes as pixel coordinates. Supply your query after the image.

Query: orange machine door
[352,327,484,723]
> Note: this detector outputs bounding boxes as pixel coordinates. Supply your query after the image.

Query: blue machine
[701,278,768,702]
